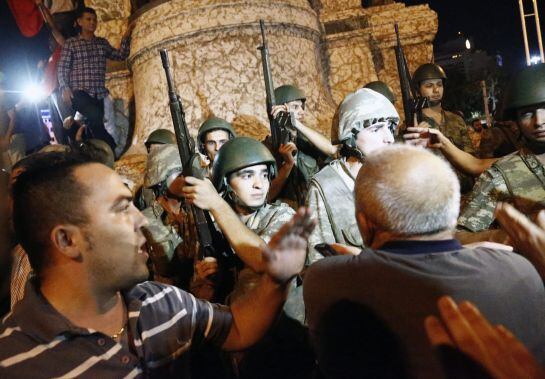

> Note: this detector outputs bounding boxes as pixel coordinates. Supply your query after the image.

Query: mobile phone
[314,243,338,257]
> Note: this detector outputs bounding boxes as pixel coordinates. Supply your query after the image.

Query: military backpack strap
[309,175,346,245]
[519,149,545,188]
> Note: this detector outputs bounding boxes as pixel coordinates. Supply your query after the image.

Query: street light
[518,0,545,66]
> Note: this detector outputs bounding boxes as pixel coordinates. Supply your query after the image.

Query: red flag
[42,45,62,96]
[7,0,44,38]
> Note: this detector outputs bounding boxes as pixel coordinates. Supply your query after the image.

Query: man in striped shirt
[0,151,314,378]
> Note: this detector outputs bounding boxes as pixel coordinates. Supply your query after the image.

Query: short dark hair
[12,152,93,276]
[77,7,97,19]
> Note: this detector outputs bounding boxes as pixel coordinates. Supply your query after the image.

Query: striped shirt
[57,35,131,99]
[9,245,31,309]
[0,280,233,378]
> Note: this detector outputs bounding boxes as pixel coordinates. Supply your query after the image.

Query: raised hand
[262,207,315,284]
[425,296,545,379]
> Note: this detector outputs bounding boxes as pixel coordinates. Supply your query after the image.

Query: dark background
[404,0,545,71]
[0,0,543,97]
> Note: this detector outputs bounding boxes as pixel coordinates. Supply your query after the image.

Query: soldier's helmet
[412,63,447,89]
[144,144,182,188]
[502,63,545,120]
[364,81,396,104]
[274,85,306,106]
[338,88,400,149]
[77,139,115,168]
[212,137,276,193]
[197,117,237,154]
[144,129,176,150]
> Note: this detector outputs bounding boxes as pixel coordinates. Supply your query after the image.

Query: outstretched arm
[222,208,315,350]
[404,124,498,176]
[182,176,269,273]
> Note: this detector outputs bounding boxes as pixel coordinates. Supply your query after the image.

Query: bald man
[303,145,545,379]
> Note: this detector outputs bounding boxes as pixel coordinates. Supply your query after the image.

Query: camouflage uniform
[264,134,325,208]
[423,110,476,193]
[458,148,545,232]
[422,110,474,154]
[230,202,295,301]
[306,158,364,264]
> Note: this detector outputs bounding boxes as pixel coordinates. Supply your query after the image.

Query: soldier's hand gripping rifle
[258,20,295,154]
[394,23,429,130]
[160,49,217,260]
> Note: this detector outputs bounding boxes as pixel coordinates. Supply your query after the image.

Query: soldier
[307,88,399,264]
[196,116,236,176]
[413,63,474,154]
[457,64,545,241]
[144,128,176,153]
[266,85,337,208]
[180,137,296,299]
[182,136,314,378]
[139,144,191,288]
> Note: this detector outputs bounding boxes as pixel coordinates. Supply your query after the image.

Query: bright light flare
[530,55,543,65]
[465,39,471,50]
[22,82,46,103]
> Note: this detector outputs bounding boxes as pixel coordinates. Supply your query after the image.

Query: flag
[7,0,44,38]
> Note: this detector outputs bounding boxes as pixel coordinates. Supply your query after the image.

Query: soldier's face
[204,130,230,161]
[287,100,305,121]
[355,123,395,155]
[228,164,270,210]
[75,164,149,291]
[419,79,444,102]
[517,104,545,142]
[77,12,97,34]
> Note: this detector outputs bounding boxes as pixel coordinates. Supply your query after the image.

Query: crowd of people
[2,4,545,379]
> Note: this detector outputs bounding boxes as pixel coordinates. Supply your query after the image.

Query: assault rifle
[258,20,295,154]
[394,23,429,129]
[160,49,218,260]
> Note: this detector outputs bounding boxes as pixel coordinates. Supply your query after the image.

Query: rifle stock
[160,49,216,260]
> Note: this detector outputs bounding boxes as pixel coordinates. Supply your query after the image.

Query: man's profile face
[517,104,545,142]
[204,130,230,161]
[75,164,149,291]
[418,79,444,103]
[228,164,270,210]
[355,123,395,155]
[77,12,97,34]
[286,100,305,121]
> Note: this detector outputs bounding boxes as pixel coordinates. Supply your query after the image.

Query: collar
[378,239,463,255]
[12,278,92,342]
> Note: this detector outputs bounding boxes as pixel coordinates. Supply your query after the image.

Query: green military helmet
[274,85,306,105]
[77,139,115,168]
[212,137,276,193]
[197,116,236,153]
[364,81,396,104]
[502,63,545,120]
[145,129,176,149]
[412,63,447,88]
[144,144,183,188]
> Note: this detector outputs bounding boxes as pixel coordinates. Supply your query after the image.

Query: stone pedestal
[128,0,335,146]
[320,2,437,117]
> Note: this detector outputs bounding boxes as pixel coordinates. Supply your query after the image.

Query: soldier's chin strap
[224,187,265,214]
[524,137,545,155]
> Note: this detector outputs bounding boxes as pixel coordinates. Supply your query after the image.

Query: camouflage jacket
[264,133,326,208]
[230,202,296,298]
[141,199,200,289]
[422,110,475,154]
[306,158,364,265]
[458,148,545,232]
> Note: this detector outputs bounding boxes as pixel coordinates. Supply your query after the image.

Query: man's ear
[356,211,374,247]
[50,225,83,259]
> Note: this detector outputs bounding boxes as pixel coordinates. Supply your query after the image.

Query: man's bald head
[355,145,460,236]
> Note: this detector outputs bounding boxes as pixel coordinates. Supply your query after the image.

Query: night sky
[0,0,543,97]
